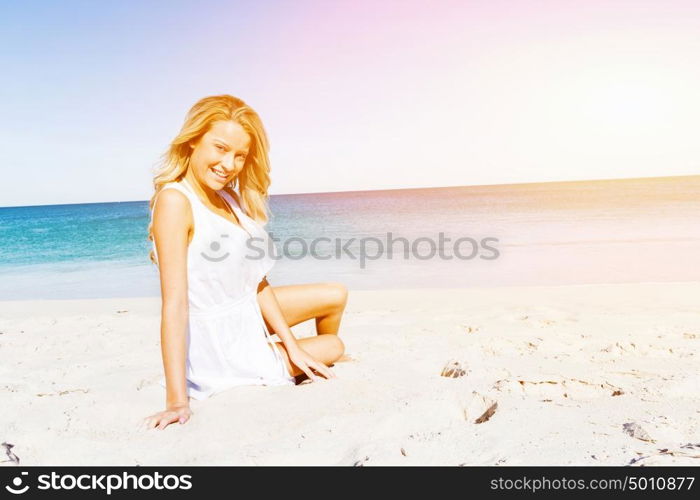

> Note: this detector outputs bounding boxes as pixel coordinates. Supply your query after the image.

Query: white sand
[1,282,699,466]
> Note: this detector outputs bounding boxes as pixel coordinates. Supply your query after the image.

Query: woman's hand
[143,403,192,430]
[286,345,336,381]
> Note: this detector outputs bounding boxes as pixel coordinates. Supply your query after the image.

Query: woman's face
[188,120,251,191]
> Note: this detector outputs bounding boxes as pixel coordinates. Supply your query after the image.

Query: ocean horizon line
[2,173,698,210]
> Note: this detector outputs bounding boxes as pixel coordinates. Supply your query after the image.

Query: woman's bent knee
[330,335,345,360]
[327,282,348,310]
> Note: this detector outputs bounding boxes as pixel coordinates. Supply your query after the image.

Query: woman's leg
[271,335,345,378]
[263,282,348,335]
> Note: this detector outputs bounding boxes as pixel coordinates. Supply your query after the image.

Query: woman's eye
[215,144,224,151]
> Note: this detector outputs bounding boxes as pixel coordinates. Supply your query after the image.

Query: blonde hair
[147,95,272,265]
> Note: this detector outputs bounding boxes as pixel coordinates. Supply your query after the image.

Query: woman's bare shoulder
[153,187,192,227]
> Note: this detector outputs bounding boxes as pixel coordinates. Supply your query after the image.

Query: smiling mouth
[210,167,230,180]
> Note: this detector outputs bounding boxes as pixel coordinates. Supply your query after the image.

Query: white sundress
[151,177,295,400]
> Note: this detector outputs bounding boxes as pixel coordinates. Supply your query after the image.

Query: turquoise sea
[1,176,698,300]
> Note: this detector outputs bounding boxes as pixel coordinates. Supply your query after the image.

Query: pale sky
[1,0,699,206]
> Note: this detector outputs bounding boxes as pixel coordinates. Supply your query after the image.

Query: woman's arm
[256,277,297,347]
[256,277,335,380]
[144,189,193,429]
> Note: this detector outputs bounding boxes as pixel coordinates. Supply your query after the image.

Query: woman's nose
[221,153,234,170]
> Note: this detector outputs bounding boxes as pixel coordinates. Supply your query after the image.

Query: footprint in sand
[461,392,498,424]
[627,442,700,465]
[600,342,636,356]
[493,378,624,400]
[440,360,468,378]
[598,341,687,359]
[1,442,20,465]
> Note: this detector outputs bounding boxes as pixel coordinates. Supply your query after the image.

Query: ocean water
[1,176,698,300]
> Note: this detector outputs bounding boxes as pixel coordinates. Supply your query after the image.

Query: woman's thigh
[264,282,347,330]
[270,336,344,378]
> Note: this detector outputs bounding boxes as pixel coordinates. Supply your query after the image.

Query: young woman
[143,95,347,431]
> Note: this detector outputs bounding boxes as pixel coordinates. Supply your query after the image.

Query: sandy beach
[1,282,699,466]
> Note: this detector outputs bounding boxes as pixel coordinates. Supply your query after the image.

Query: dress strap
[178,177,198,201]
[179,179,242,229]
[218,189,244,214]
[216,189,253,238]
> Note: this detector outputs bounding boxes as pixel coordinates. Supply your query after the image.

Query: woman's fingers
[156,413,178,430]
[302,364,319,382]
[143,414,162,430]
[141,410,185,430]
[295,360,319,382]
[311,361,336,379]
[179,409,192,424]
[291,353,336,382]
[290,348,339,383]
